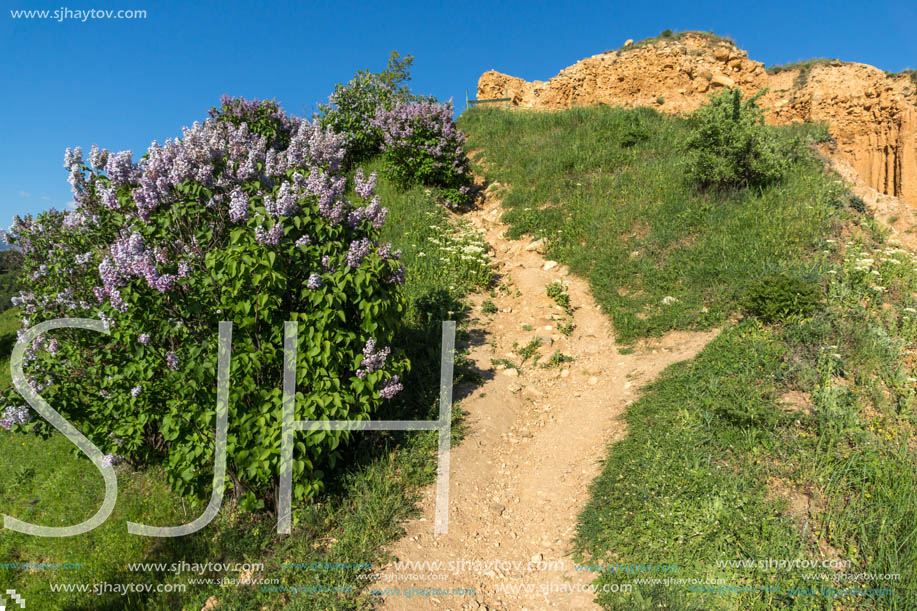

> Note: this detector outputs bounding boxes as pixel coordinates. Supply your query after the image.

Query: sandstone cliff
[477,33,917,206]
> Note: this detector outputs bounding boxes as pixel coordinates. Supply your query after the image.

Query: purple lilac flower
[268,182,298,217]
[364,196,387,229]
[100,454,124,468]
[109,288,128,312]
[354,168,377,201]
[346,238,372,268]
[295,235,311,248]
[47,338,60,355]
[89,144,109,170]
[380,375,403,399]
[376,243,400,260]
[284,121,346,172]
[130,385,143,397]
[347,195,388,229]
[137,333,150,345]
[255,223,283,245]
[0,405,32,429]
[357,338,390,378]
[98,231,177,305]
[64,146,83,169]
[306,273,322,290]
[105,150,135,185]
[386,264,406,285]
[166,352,180,371]
[229,188,249,222]
[99,185,120,210]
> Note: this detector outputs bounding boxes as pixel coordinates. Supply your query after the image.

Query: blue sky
[2,0,915,230]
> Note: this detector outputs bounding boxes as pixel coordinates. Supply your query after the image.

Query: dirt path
[377,183,717,610]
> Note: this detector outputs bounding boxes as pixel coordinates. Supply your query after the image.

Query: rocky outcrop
[765,63,917,204]
[477,33,917,206]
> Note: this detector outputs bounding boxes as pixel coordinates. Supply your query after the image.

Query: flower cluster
[100,453,124,468]
[370,99,474,209]
[357,338,391,378]
[379,375,403,399]
[0,405,32,430]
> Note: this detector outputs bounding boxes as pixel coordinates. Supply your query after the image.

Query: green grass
[574,242,917,609]
[766,58,842,89]
[766,58,841,75]
[0,162,490,609]
[887,69,917,100]
[459,105,843,343]
[0,307,18,388]
[609,29,735,54]
[460,104,917,609]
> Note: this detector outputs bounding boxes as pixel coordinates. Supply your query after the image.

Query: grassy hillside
[460,105,917,609]
[0,167,489,610]
[460,105,839,342]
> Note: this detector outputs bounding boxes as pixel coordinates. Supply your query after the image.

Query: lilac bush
[318,51,419,166]
[3,96,408,511]
[371,99,474,209]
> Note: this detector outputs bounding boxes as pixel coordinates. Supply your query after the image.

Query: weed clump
[546,281,573,314]
[744,273,823,322]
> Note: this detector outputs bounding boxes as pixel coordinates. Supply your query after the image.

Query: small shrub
[481,299,497,314]
[655,96,665,105]
[660,29,673,38]
[744,273,823,322]
[372,99,474,209]
[685,88,790,191]
[422,222,491,289]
